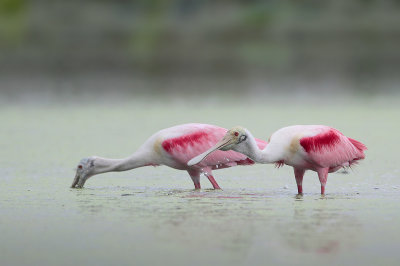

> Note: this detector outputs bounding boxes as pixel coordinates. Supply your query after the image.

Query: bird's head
[187,126,250,166]
[71,157,96,188]
[219,126,249,151]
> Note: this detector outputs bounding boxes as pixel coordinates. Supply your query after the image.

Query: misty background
[1,0,400,103]
[2,2,400,265]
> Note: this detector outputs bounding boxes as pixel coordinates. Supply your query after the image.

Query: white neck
[91,150,151,175]
[241,132,276,164]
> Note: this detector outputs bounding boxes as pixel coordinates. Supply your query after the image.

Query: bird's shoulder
[298,126,344,153]
[154,124,226,154]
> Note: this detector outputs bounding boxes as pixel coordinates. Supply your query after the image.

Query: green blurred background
[1,3,400,265]
[1,0,400,102]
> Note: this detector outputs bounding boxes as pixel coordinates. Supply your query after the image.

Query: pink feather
[299,127,366,169]
[162,125,266,169]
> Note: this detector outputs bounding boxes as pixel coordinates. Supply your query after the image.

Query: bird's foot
[295,193,303,199]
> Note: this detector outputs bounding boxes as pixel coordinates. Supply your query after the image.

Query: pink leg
[294,168,305,194]
[204,172,221,189]
[317,168,329,195]
[188,170,201,190]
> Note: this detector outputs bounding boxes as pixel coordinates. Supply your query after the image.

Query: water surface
[1,100,399,265]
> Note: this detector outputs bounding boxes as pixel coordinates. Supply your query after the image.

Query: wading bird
[188,125,366,195]
[71,123,267,189]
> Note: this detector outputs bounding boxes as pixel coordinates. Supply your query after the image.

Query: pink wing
[161,124,267,169]
[300,127,367,168]
[203,138,267,169]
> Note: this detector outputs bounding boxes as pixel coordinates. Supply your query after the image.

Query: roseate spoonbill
[188,125,367,195]
[71,123,267,189]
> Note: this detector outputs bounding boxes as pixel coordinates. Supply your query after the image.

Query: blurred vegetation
[1,0,400,89]
[0,0,26,46]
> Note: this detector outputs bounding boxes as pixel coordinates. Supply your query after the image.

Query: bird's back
[266,125,321,161]
[148,123,267,170]
[267,125,366,169]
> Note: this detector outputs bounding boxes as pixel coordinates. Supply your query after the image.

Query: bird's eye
[234,132,239,136]
[78,165,83,169]
[239,135,247,142]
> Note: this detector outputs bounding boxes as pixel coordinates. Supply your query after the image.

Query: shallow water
[1,99,400,265]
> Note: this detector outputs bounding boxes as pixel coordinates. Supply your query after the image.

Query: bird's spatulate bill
[71,172,80,188]
[187,138,232,166]
[187,151,211,166]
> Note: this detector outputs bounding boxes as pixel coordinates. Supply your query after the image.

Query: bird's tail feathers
[348,138,367,153]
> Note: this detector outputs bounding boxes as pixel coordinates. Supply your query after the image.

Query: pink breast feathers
[162,131,210,154]
[300,130,341,153]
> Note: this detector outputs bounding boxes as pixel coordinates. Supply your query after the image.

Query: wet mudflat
[1,99,399,266]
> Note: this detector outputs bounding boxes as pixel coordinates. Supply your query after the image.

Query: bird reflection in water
[277,198,361,254]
